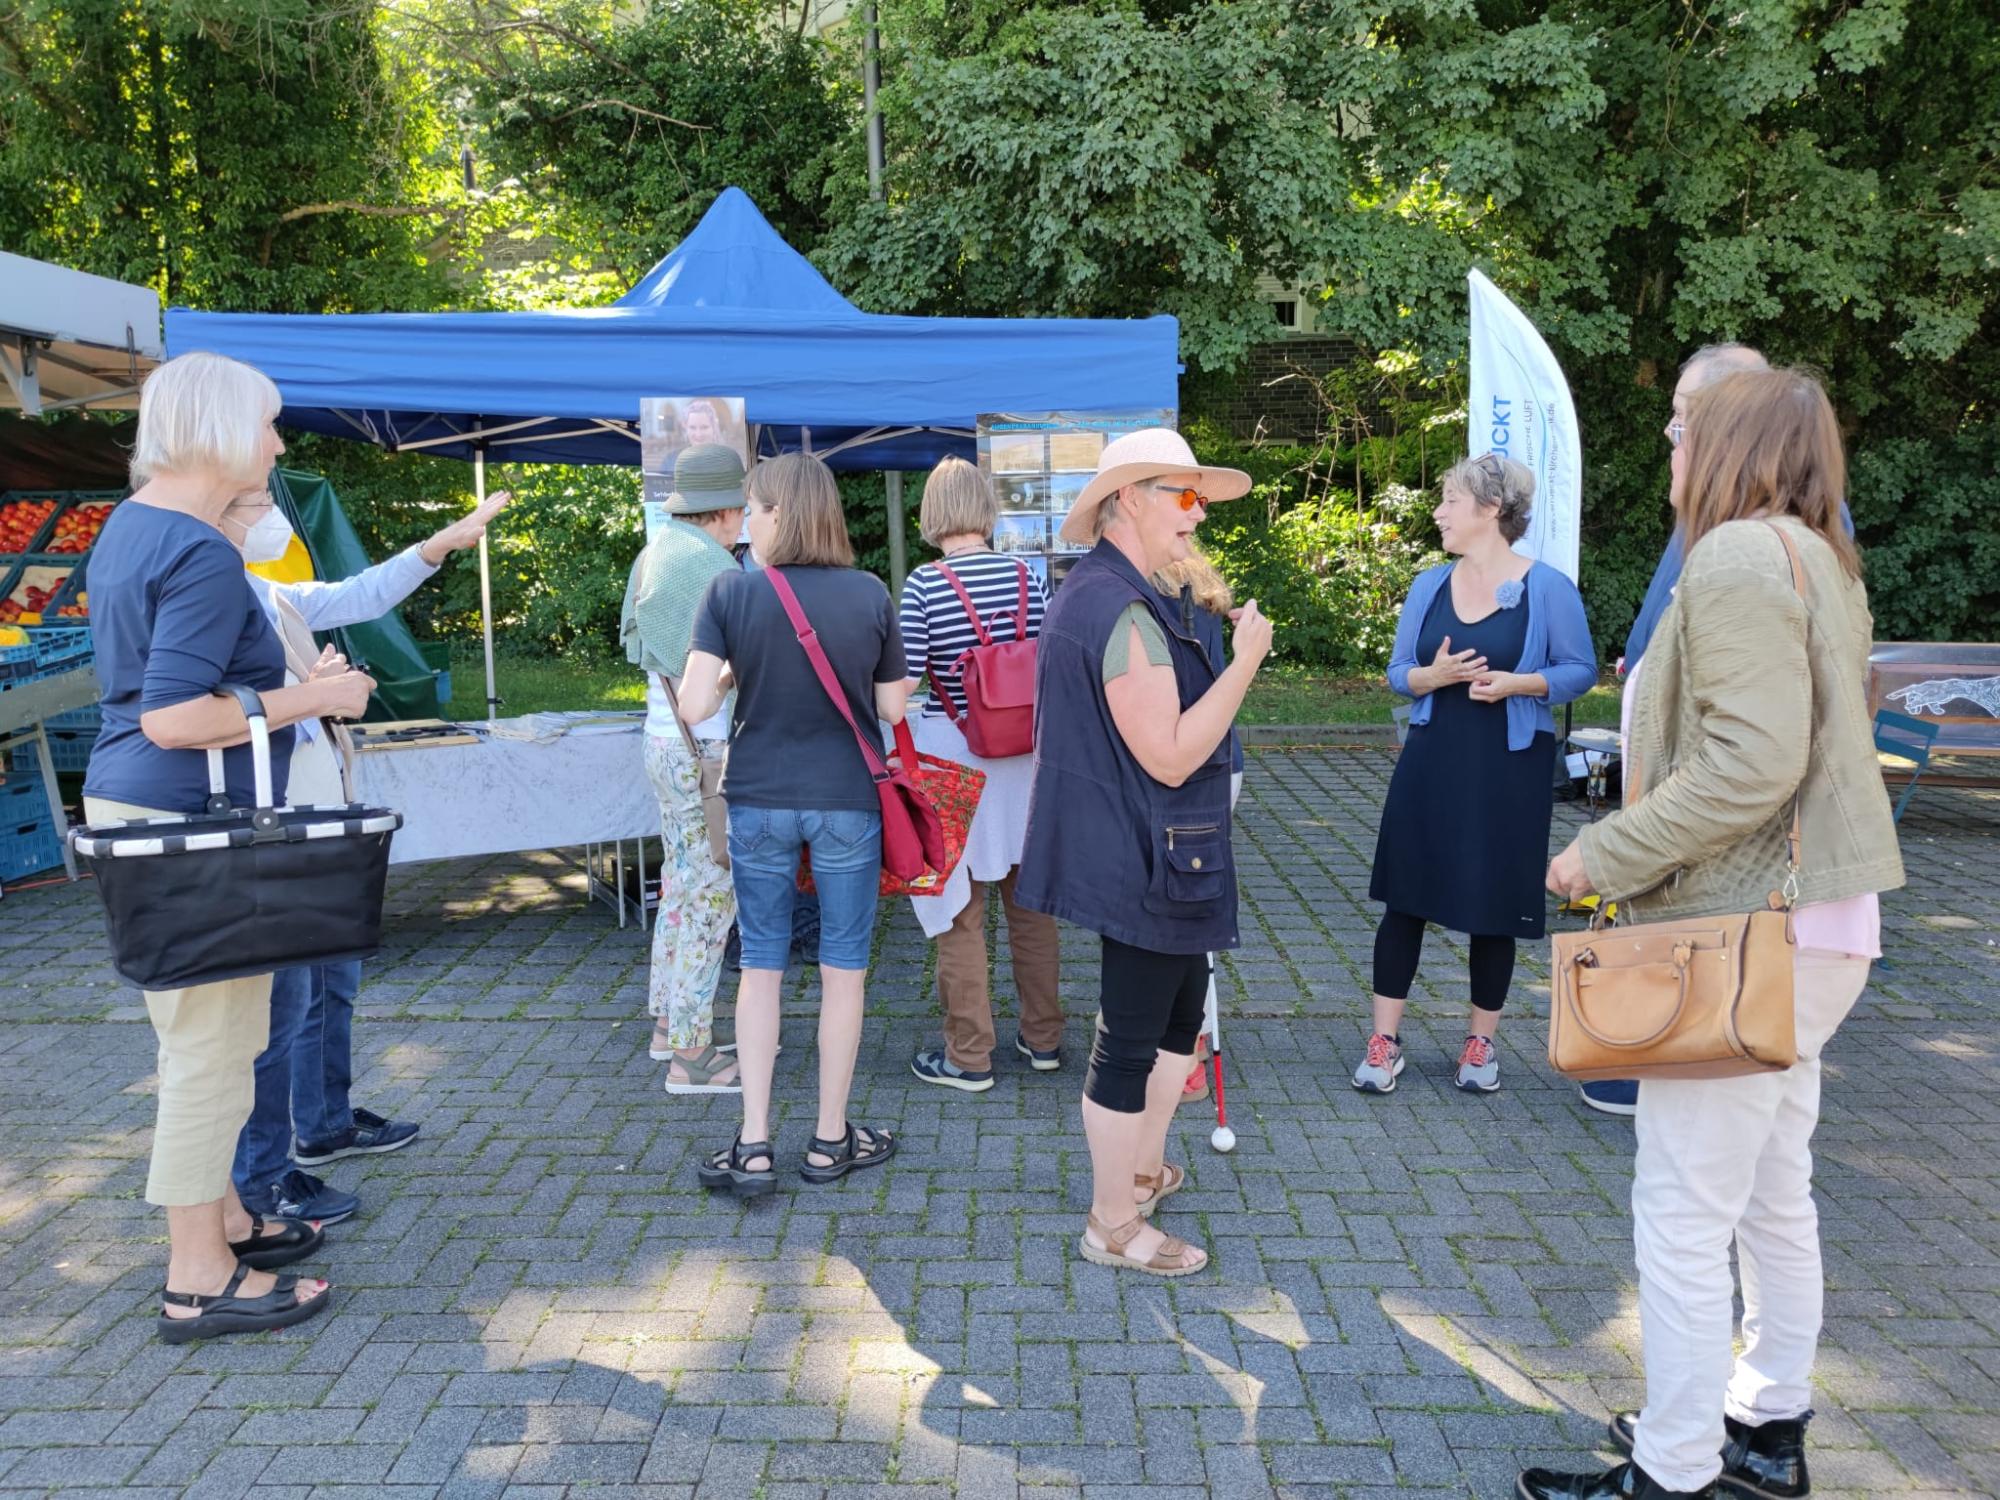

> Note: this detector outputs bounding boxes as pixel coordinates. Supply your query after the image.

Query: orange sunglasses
[1148,482,1210,512]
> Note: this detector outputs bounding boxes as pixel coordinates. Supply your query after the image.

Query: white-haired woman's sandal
[1079,1212,1208,1277]
[664,1044,743,1095]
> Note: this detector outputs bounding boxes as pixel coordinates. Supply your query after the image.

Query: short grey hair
[1442,453,1535,544]
[130,352,282,486]
[1681,342,1769,392]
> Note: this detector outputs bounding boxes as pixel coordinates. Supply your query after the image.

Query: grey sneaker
[1455,1035,1500,1093]
[911,1048,995,1093]
[1352,1033,1405,1094]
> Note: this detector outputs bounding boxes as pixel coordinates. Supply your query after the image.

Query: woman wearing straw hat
[620,443,750,1095]
[1019,428,1273,1277]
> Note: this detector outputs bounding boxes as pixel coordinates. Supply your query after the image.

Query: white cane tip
[1211,1125,1236,1153]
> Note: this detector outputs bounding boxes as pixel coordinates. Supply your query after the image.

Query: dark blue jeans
[232,959,360,1205]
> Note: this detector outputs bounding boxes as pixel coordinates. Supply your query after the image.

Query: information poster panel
[640,397,751,539]
[975,409,1174,590]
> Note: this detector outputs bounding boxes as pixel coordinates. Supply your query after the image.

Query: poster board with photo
[640,397,751,539]
[975,409,1175,590]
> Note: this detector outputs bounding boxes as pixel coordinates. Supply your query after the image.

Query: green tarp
[270,467,441,722]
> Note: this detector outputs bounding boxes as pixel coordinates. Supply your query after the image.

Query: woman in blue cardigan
[1357,454,1596,1095]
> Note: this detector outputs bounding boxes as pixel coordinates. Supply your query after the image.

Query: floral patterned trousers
[644,733,737,1047]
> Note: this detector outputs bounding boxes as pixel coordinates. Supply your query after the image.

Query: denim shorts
[727,805,882,971]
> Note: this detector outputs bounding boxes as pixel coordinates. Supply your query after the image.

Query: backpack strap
[933,562,994,648]
[764,568,891,784]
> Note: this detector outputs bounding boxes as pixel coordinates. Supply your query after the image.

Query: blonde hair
[918,457,998,545]
[749,452,854,568]
[1154,549,1233,615]
[130,352,282,486]
[1441,453,1535,543]
[1681,367,1860,580]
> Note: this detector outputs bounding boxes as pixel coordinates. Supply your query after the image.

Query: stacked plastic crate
[0,628,89,881]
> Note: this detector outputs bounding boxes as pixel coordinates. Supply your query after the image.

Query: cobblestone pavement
[1,747,1997,1499]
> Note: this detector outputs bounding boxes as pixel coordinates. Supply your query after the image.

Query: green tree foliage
[821,0,1999,650]
[465,0,855,280]
[0,0,458,312]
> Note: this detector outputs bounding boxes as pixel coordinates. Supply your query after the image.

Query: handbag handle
[764,567,909,783]
[1567,940,1694,1048]
[1622,520,1809,910]
[205,684,277,823]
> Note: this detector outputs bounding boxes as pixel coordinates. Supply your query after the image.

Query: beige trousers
[86,796,273,1207]
[936,869,1063,1072]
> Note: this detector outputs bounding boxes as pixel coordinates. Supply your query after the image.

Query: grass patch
[438,647,1623,729]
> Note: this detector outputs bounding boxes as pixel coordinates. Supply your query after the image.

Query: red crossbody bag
[764,567,969,889]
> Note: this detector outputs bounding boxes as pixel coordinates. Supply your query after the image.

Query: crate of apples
[46,502,114,555]
[0,568,71,625]
[0,499,57,553]
[55,589,88,620]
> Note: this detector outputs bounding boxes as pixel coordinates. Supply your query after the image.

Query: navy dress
[1370,576,1556,939]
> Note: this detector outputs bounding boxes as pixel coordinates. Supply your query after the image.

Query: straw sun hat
[1058,428,1252,545]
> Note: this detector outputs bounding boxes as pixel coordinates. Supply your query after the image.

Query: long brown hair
[1682,368,1860,579]
[1153,548,1234,615]
[749,452,854,568]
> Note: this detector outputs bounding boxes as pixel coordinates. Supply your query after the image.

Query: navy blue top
[83,502,294,815]
[1019,542,1238,955]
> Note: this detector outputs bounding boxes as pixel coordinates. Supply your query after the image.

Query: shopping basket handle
[204,685,278,823]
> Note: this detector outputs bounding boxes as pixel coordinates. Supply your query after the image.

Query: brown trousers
[937,869,1062,1071]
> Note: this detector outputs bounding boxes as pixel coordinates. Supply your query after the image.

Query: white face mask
[230,506,295,564]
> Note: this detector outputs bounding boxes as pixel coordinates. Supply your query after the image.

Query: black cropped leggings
[1372,909,1515,1013]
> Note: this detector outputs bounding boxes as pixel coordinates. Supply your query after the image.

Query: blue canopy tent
[165,187,1180,708]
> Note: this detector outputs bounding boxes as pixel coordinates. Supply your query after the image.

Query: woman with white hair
[82,351,375,1342]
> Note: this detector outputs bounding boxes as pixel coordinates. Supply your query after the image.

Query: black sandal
[158,1263,329,1345]
[696,1136,776,1198]
[800,1123,896,1184]
[228,1215,324,1271]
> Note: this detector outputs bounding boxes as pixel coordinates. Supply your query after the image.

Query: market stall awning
[164,188,1181,471]
[0,253,163,416]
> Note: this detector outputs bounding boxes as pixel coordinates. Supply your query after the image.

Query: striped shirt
[898,551,1049,718]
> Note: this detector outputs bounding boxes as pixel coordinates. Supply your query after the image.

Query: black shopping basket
[71,685,403,991]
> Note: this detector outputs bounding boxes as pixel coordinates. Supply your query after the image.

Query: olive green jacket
[1579,517,1904,920]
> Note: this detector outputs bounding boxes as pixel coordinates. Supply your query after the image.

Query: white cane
[1205,955,1235,1153]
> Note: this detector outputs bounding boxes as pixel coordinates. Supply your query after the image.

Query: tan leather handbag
[1548,523,1809,1083]
[658,674,730,870]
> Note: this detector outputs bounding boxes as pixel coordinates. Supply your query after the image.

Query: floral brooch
[1495,578,1525,610]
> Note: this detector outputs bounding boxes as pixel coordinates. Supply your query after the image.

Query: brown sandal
[1078,1211,1208,1277]
[1134,1162,1186,1219]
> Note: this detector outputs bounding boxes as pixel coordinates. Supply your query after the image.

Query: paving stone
[0,758,1993,1497]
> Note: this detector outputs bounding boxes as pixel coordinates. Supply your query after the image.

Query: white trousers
[1629,949,1871,1491]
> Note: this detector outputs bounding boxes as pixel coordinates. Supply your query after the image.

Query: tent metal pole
[885,471,907,597]
[474,436,499,721]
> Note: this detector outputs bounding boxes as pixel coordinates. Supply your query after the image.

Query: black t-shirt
[692,565,908,811]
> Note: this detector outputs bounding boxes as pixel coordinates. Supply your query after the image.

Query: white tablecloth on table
[351,718,657,865]
[905,710,1035,938]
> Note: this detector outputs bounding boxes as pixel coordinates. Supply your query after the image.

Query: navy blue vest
[1017,541,1239,955]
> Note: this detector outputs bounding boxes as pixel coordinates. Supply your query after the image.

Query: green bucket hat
[668,443,747,514]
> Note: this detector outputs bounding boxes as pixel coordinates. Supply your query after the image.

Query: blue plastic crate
[26,625,91,673]
[0,773,61,881]
[47,703,101,732]
[10,728,96,775]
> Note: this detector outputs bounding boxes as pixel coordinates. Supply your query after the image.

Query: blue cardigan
[1386,561,1597,751]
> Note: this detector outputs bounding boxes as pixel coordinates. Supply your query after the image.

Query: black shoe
[1517,1460,1717,1500]
[227,1215,325,1271]
[294,1107,420,1167]
[1609,1410,1811,1499]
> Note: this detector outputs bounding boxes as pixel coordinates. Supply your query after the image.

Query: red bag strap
[1010,561,1030,643]
[764,568,893,784]
[933,562,994,648]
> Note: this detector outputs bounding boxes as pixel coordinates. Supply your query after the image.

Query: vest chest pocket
[1162,822,1228,903]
